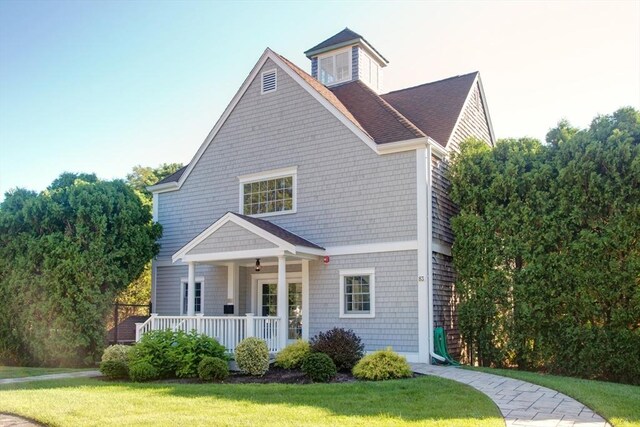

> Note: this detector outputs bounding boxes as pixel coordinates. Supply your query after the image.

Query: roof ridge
[353,81,425,139]
[383,71,478,95]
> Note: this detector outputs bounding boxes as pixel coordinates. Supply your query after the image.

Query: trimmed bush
[301,353,337,382]
[235,337,269,376]
[102,344,131,363]
[275,340,311,369]
[129,360,159,382]
[352,348,413,381]
[99,360,129,379]
[128,330,228,379]
[310,328,364,371]
[198,356,229,381]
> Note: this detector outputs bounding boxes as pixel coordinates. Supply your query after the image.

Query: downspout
[426,144,446,364]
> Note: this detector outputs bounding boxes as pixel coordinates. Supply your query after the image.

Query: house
[137,28,495,363]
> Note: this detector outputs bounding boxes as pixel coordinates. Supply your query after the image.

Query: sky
[1,0,639,198]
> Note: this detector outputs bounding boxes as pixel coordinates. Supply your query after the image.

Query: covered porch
[137,212,325,353]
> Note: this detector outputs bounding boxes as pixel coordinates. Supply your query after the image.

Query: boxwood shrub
[100,344,131,379]
[198,356,229,381]
[129,360,159,382]
[302,353,337,382]
[235,337,269,376]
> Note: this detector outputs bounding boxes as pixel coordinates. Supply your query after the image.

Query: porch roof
[172,212,325,263]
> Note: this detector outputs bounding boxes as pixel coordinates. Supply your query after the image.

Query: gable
[186,221,276,256]
[447,81,493,152]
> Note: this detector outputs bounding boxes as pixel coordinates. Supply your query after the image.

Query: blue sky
[1,0,639,197]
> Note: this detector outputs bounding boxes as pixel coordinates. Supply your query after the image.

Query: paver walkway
[411,364,611,427]
[0,370,100,385]
[0,414,39,427]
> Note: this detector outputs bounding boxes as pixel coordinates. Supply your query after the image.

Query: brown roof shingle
[330,81,425,144]
[232,213,324,250]
[381,72,478,146]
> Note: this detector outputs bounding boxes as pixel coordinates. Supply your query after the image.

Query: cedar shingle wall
[432,156,457,246]
[448,82,492,153]
[432,252,461,358]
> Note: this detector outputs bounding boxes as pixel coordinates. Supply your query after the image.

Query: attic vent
[261,69,277,94]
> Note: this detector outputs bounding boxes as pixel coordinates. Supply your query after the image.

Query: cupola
[304,28,388,93]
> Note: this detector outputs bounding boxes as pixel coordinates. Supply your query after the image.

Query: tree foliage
[0,173,161,366]
[450,107,640,384]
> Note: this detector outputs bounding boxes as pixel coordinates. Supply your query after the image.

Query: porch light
[255,259,261,272]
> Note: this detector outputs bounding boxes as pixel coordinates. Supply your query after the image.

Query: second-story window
[239,167,297,217]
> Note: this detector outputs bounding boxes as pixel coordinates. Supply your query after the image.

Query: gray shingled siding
[186,222,276,255]
[432,252,461,358]
[238,266,248,315]
[308,251,418,353]
[311,57,318,79]
[432,155,457,246]
[156,58,416,261]
[156,264,227,316]
[351,45,359,81]
[447,82,492,153]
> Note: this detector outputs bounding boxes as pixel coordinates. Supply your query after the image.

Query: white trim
[181,248,286,263]
[151,260,157,312]
[339,268,375,319]
[147,49,378,194]
[301,260,309,341]
[260,68,277,94]
[152,193,158,222]
[325,241,417,256]
[238,166,297,218]
[250,272,304,315]
[180,276,205,315]
[432,241,452,257]
[376,136,447,159]
[416,147,429,363]
[317,46,352,87]
[477,74,497,146]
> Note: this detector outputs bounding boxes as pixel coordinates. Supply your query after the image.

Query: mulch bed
[154,367,356,384]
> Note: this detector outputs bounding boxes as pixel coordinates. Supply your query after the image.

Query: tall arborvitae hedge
[450,107,639,384]
[0,173,161,366]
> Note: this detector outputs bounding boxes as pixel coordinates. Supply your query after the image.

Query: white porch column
[301,260,310,341]
[277,254,287,350]
[227,263,239,314]
[187,262,196,316]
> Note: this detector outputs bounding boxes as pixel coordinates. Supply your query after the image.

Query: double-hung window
[318,48,351,86]
[239,166,297,217]
[339,269,375,318]
[181,279,203,315]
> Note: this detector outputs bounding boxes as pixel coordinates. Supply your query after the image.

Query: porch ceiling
[172,212,325,263]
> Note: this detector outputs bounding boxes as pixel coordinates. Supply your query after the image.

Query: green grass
[0,376,503,427]
[469,367,640,427]
[0,366,92,379]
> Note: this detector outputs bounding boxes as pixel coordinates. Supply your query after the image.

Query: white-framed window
[180,278,204,315]
[261,69,277,94]
[339,268,375,318]
[318,48,352,86]
[359,50,380,91]
[238,166,297,217]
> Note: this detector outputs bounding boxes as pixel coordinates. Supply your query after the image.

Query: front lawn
[470,367,640,427]
[0,376,503,426]
[0,366,92,380]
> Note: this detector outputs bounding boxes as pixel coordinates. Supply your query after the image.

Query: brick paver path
[411,364,610,427]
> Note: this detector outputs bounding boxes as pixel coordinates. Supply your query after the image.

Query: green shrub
[129,330,228,379]
[102,345,131,363]
[310,328,364,371]
[235,337,269,376]
[301,352,337,382]
[129,360,159,382]
[352,348,413,381]
[99,360,129,379]
[275,340,310,369]
[198,356,229,381]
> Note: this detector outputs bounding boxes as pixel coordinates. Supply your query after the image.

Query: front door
[258,281,302,341]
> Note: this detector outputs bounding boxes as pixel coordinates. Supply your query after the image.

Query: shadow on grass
[0,376,503,425]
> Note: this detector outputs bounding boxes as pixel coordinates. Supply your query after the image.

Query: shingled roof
[381,72,479,146]
[304,28,388,63]
[232,213,324,250]
[155,165,188,185]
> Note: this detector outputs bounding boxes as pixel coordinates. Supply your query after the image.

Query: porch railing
[135,314,281,353]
